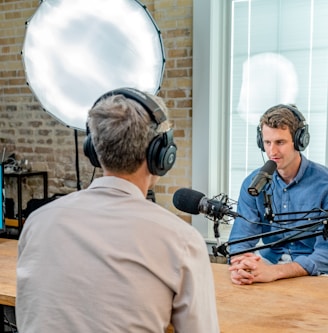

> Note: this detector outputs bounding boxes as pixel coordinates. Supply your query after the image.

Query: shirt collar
[293,154,309,183]
[88,176,145,199]
[274,153,309,185]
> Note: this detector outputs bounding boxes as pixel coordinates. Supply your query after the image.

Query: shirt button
[283,205,287,208]
[283,188,287,192]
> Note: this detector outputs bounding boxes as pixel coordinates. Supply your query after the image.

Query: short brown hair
[259,104,302,139]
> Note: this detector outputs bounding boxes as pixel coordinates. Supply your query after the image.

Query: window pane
[230,0,328,201]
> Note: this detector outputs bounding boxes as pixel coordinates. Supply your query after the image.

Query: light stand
[74,130,82,191]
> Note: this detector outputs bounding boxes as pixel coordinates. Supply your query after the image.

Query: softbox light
[21,0,165,131]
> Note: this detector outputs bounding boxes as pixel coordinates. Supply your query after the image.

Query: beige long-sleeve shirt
[16,176,219,333]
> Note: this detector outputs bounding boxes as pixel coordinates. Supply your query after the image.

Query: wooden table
[1,239,328,333]
[213,263,328,332]
[0,239,17,307]
[0,238,17,333]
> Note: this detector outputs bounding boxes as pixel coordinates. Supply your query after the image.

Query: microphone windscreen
[261,160,277,174]
[173,188,205,215]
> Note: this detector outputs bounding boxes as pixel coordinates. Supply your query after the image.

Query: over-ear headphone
[83,87,177,176]
[257,104,310,152]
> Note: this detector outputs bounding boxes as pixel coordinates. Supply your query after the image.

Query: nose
[266,143,278,155]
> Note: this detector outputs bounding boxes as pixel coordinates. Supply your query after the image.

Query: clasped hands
[229,252,276,285]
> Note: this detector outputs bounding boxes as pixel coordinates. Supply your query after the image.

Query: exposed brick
[167,69,188,78]
[0,0,193,212]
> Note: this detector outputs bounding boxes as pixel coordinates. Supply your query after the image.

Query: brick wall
[0,0,192,222]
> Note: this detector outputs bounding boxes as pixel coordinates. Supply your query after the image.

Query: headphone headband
[272,104,306,125]
[92,88,167,125]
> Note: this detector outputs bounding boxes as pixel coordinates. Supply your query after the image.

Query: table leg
[0,305,4,333]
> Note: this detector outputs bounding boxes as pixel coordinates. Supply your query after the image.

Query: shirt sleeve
[292,162,328,275]
[294,222,328,275]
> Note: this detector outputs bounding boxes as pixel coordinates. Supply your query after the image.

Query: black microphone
[173,188,239,220]
[247,160,277,196]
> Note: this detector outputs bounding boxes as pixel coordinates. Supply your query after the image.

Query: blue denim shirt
[229,155,328,275]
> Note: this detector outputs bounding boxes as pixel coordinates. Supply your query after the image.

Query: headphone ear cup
[147,136,162,175]
[83,133,101,168]
[147,130,177,176]
[256,126,265,152]
[294,125,310,151]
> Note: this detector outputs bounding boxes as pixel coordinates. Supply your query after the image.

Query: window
[192,0,328,248]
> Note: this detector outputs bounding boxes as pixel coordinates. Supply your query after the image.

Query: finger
[241,259,258,270]
[239,277,254,285]
[230,271,244,285]
[237,268,253,278]
[242,252,257,258]
[229,260,256,272]
[231,272,254,285]
[230,255,247,264]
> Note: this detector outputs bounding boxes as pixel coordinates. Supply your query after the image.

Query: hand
[229,253,279,284]
[229,253,308,285]
[229,253,261,285]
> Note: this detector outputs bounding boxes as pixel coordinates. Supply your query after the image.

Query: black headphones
[83,87,177,176]
[257,104,310,152]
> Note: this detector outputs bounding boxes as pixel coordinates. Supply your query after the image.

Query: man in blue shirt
[228,104,328,285]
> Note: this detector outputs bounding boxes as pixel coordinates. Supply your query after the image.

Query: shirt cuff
[294,256,318,276]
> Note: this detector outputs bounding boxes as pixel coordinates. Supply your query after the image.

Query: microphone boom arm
[213,211,328,258]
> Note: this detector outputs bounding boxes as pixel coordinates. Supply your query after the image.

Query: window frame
[192,0,232,246]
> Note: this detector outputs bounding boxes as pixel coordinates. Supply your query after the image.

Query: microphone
[247,160,277,196]
[173,188,239,220]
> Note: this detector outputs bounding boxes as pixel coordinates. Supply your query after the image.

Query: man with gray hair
[16,88,219,333]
